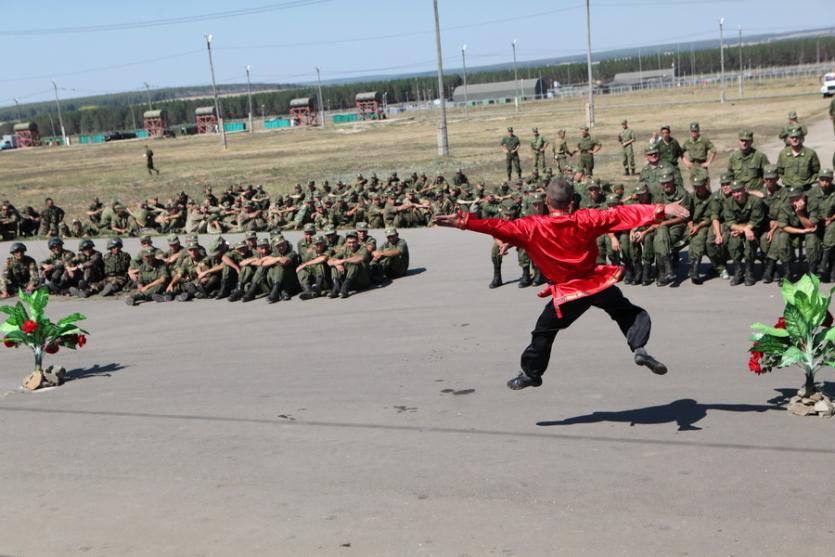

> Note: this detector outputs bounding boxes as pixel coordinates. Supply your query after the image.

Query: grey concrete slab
[1,122,835,557]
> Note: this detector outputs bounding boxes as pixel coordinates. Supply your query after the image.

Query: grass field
[0,76,831,220]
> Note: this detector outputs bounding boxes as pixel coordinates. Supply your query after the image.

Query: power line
[0,0,333,36]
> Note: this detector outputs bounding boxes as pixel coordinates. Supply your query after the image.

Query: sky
[1,0,833,107]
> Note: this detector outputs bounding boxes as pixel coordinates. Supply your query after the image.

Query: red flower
[748,351,763,375]
[774,317,786,329]
[3,338,16,348]
[77,334,86,348]
[45,343,59,354]
[21,320,38,334]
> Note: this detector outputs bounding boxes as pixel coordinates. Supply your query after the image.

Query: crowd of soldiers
[1,225,410,305]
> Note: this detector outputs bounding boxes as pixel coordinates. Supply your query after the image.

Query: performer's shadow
[537,398,777,431]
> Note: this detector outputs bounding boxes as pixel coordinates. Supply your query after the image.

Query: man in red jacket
[434,177,690,390]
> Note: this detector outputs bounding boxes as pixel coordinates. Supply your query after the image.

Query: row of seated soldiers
[0,168,560,241]
[1,224,409,304]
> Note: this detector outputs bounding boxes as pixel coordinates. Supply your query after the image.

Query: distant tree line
[2,36,833,136]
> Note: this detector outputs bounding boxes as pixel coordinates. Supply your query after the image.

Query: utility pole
[584,0,594,126]
[461,44,468,111]
[245,65,254,133]
[719,17,725,103]
[638,46,643,88]
[129,104,137,130]
[512,39,519,111]
[204,34,227,150]
[432,0,448,156]
[51,80,68,146]
[315,66,325,127]
[12,98,21,121]
[737,25,744,97]
[143,82,153,111]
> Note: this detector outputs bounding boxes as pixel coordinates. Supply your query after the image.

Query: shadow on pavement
[768,382,835,407]
[65,362,126,382]
[536,398,778,431]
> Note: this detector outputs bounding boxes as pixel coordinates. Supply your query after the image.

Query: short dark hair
[546,177,574,210]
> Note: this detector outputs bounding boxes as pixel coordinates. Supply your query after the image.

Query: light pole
[12,98,21,121]
[719,17,725,103]
[51,80,68,146]
[143,82,153,111]
[315,66,325,127]
[584,0,595,126]
[638,46,643,89]
[738,25,744,97]
[432,0,448,156]
[245,65,254,133]
[461,44,468,111]
[512,39,519,111]
[204,34,227,150]
[129,104,137,130]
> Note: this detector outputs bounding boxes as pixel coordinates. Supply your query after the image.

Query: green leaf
[0,306,14,317]
[751,322,789,337]
[752,335,790,354]
[0,321,17,334]
[824,327,835,344]
[779,346,806,368]
[795,273,819,303]
[56,313,86,327]
[780,278,797,306]
[793,291,816,325]
[784,304,810,340]
[3,330,27,343]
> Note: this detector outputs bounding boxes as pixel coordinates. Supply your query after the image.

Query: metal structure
[195,106,218,134]
[143,109,168,138]
[205,34,227,149]
[315,66,325,127]
[355,92,385,120]
[245,65,254,134]
[13,122,39,148]
[289,97,318,126]
[433,0,448,155]
[584,0,595,125]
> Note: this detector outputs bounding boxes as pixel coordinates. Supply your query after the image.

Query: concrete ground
[1,118,834,557]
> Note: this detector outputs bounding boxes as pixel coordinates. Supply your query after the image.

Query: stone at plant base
[813,400,834,416]
[42,365,65,387]
[22,370,44,390]
[810,392,824,402]
[788,401,816,416]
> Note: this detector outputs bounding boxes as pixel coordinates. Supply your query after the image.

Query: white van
[822,72,835,97]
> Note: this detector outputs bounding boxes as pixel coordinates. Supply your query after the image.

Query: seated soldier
[372,227,410,281]
[99,238,133,297]
[66,239,104,298]
[1,243,38,299]
[296,235,332,300]
[328,230,371,299]
[125,248,170,306]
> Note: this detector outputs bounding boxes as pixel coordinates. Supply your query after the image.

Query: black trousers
[520,286,651,378]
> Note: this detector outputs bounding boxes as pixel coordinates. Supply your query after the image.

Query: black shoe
[125,296,137,307]
[299,291,315,300]
[633,348,668,375]
[489,271,503,289]
[532,270,545,286]
[688,260,702,285]
[744,263,756,286]
[280,291,291,301]
[762,260,776,284]
[506,372,542,390]
[215,286,231,300]
[641,263,654,286]
[227,289,243,302]
[151,293,170,303]
[176,292,192,302]
[518,267,532,288]
[241,293,255,302]
[730,265,744,286]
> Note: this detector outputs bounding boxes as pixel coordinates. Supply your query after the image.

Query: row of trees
[2,36,833,137]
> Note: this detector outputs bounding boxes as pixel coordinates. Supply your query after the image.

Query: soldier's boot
[68,286,81,297]
[152,293,173,302]
[227,288,244,302]
[623,261,635,285]
[518,266,532,288]
[100,283,116,297]
[689,257,703,285]
[762,259,777,284]
[125,293,141,307]
[809,259,820,278]
[340,278,353,299]
[299,282,316,301]
[266,283,282,304]
[488,263,503,289]
[775,263,785,286]
[656,256,675,287]
[193,284,208,299]
[215,282,232,300]
[631,262,643,285]
[830,254,835,283]
[730,262,744,286]
[531,267,545,286]
[241,282,259,302]
[176,291,193,302]
[641,263,654,286]
[744,261,756,286]
[328,278,342,299]
[820,248,833,282]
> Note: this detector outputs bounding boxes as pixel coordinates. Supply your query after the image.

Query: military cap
[788,111,798,119]
[644,144,659,155]
[79,239,95,250]
[691,174,708,187]
[356,222,369,232]
[586,179,602,190]
[141,247,156,257]
[244,231,258,240]
[344,230,358,238]
[720,172,734,184]
[113,203,125,211]
[186,240,201,250]
[788,127,803,138]
[763,164,778,179]
[257,238,270,248]
[72,218,81,224]
[106,238,123,249]
[530,192,545,203]
[385,227,398,236]
[579,125,589,131]
[140,235,152,244]
[507,127,513,132]
[659,171,675,184]
[606,194,622,206]
[820,169,834,180]
[313,235,327,244]
[621,119,628,125]
[10,242,26,253]
[633,184,649,195]
[532,127,539,133]
[166,234,180,245]
[786,187,804,198]
[272,234,287,245]
[47,237,63,248]
[730,181,746,192]
[738,129,754,141]
[302,223,316,234]
[323,225,337,235]
[660,124,671,131]
[689,122,700,131]
[234,241,248,250]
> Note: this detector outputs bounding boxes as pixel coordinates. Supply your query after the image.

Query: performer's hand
[663,201,690,219]
[432,214,462,228]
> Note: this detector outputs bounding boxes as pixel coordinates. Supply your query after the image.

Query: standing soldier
[777,127,821,190]
[501,127,522,181]
[1,243,38,299]
[552,129,575,173]
[724,182,766,286]
[639,144,678,197]
[576,126,602,177]
[619,119,636,176]
[728,129,769,192]
[656,125,684,186]
[144,145,160,175]
[529,128,548,173]
[686,175,714,284]
[778,111,808,145]
[99,238,132,297]
[681,122,716,182]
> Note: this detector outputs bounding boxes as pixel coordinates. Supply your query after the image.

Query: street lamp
[719,17,726,103]
[584,0,594,126]
[245,65,254,133]
[315,66,325,127]
[512,39,519,111]
[461,45,468,110]
[204,33,227,149]
[432,0,448,156]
